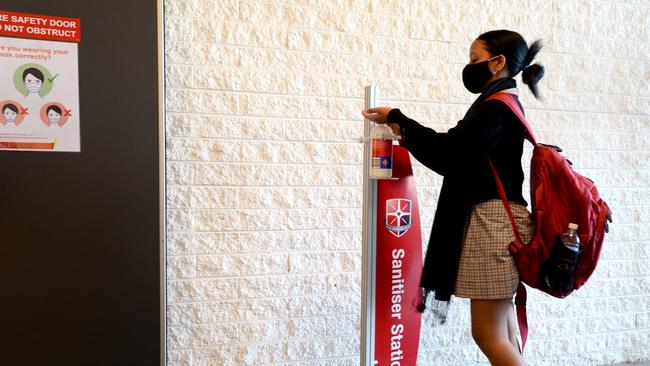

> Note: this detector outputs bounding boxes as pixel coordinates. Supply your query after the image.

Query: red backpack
[486,91,612,351]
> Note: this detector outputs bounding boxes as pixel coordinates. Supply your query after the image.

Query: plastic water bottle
[561,223,581,252]
[369,123,394,179]
[541,223,581,292]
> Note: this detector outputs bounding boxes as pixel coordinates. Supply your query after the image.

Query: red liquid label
[372,139,392,169]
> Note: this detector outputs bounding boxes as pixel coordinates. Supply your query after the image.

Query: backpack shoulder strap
[486,91,538,146]
[486,91,534,353]
[487,159,530,353]
[487,158,524,247]
[515,283,528,352]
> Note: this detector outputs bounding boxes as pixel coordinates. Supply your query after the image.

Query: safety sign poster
[0,10,80,152]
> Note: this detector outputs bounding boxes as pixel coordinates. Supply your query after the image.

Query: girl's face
[462,40,499,94]
[24,73,43,93]
[47,109,62,125]
[3,108,17,123]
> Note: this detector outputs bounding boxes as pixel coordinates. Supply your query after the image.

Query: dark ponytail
[522,40,545,99]
[477,30,545,99]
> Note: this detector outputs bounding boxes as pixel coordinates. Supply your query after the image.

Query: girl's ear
[496,55,508,73]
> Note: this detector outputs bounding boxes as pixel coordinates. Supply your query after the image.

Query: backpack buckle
[509,240,525,255]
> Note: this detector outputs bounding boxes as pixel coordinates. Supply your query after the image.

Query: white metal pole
[361,85,378,366]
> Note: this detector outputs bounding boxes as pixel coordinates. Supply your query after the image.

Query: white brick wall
[164,0,650,365]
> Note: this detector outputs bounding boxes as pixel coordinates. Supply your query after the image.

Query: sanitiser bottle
[369,123,394,179]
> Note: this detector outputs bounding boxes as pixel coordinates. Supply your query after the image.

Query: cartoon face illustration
[46,105,62,126]
[23,68,45,94]
[2,104,19,123]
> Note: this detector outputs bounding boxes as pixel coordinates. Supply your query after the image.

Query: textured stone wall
[164,1,650,365]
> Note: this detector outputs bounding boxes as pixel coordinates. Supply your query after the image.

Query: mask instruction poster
[0,10,80,152]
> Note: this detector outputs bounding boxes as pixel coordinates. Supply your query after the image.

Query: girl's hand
[362,107,400,136]
[362,107,392,124]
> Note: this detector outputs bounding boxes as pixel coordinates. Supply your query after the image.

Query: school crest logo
[385,198,412,238]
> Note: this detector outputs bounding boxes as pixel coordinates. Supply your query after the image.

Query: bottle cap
[568,223,578,230]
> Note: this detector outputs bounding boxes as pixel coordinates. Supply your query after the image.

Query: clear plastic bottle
[541,223,582,292]
[561,223,581,252]
[369,123,394,179]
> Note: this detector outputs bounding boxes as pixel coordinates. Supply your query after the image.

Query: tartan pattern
[454,199,535,299]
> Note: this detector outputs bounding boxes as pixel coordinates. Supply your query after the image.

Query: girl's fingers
[362,110,379,121]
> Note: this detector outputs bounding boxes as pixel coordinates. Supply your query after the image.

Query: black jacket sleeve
[387,100,510,176]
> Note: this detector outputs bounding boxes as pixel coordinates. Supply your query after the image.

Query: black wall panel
[0,1,162,365]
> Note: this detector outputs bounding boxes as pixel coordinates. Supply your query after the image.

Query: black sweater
[387,79,528,207]
[387,78,529,303]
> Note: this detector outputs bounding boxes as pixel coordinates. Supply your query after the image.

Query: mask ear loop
[488,55,504,75]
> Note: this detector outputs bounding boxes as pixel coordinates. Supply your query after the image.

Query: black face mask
[462,56,499,94]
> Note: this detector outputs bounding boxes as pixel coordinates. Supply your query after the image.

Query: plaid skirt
[454,199,535,299]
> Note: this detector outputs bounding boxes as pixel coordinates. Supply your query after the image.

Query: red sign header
[0,10,80,43]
